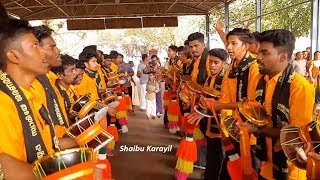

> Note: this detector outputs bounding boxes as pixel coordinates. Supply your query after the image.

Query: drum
[32,148,94,179]
[70,94,91,116]
[194,86,222,118]
[77,100,101,119]
[280,120,320,169]
[187,81,202,105]
[237,98,269,127]
[117,70,128,85]
[67,114,114,152]
[106,72,119,88]
[223,115,240,141]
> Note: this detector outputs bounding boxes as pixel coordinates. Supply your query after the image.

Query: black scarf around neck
[255,64,294,162]
[55,82,72,114]
[182,60,195,76]
[0,70,51,163]
[204,65,227,92]
[37,75,68,127]
[197,48,209,85]
[85,69,101,90]
[228,53,256,101]
[213,65,227,91]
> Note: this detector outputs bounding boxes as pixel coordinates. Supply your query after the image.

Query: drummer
[115,53,135,114]
[74,49,106,100]
[31,25,77,149]
[0,13,55,179]
[188,28,260,176]
[202,48,229,180]
[51,54,79,119]
[238,29,314,179]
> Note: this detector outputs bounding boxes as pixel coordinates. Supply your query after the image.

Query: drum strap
[255,64,294,168]
[0,70,49,163]
[255,64,294,127]
[84,69,101,92]
[37,75,68,127]
[182,60,195,76]
[197,48,209,85]
[213,65,227,91]
[55,82,72,114]
[228,53,256,101]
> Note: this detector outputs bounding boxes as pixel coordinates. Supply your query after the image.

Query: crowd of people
[0,2,320,180]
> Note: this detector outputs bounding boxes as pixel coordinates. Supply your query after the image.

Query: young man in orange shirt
[0,11,56,179]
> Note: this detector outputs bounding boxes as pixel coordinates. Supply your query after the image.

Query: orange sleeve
[74,74,99,100]
[219,67,232,103]
[0,95,27,161]
[289,74,315,126]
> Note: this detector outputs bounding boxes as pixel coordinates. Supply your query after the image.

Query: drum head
[187,81,202,94]
[101,91,114,99]
[70,94,91,114]
[238,98,269,127]
[78,100,99,119]
[202,86,222,99]
[194,104,214,118]
[94,106,109,122]
[32,148,94,177]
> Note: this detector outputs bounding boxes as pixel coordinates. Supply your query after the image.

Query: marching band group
[0,2,320,180]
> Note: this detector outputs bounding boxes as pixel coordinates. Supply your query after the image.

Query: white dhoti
[139,83,147,110]
[146,99,156,118]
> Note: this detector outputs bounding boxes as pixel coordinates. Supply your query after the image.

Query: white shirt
[293,59,307,77]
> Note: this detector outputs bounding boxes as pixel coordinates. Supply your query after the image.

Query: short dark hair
[177,46,184,52]
[150,55,158,59]
[0,19,33,70]
[32,25,53,44]
[51,54,77,74]
[118,53,124,58]
[307,47,311,50]
[110,50,119,59]
[79,50,97,63]
[257,29,295,60]
[209,48,229,62]
[302,50,307,53]
[315,51,320,56]
[98,50,103,54]
[251,31,260,42]
[104,54,111,59]
[76,60,85,70]
[142,54,148,61]
[184,40,189,46]
[83,45,97,52]
[226,28,253,44]
[296,51,302,56]
[168,45,178,52]
[188,32,204,43]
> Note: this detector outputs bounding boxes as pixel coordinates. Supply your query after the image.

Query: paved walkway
[109,107,203,180]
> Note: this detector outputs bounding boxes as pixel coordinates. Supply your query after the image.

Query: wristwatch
[0,163,4,180]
